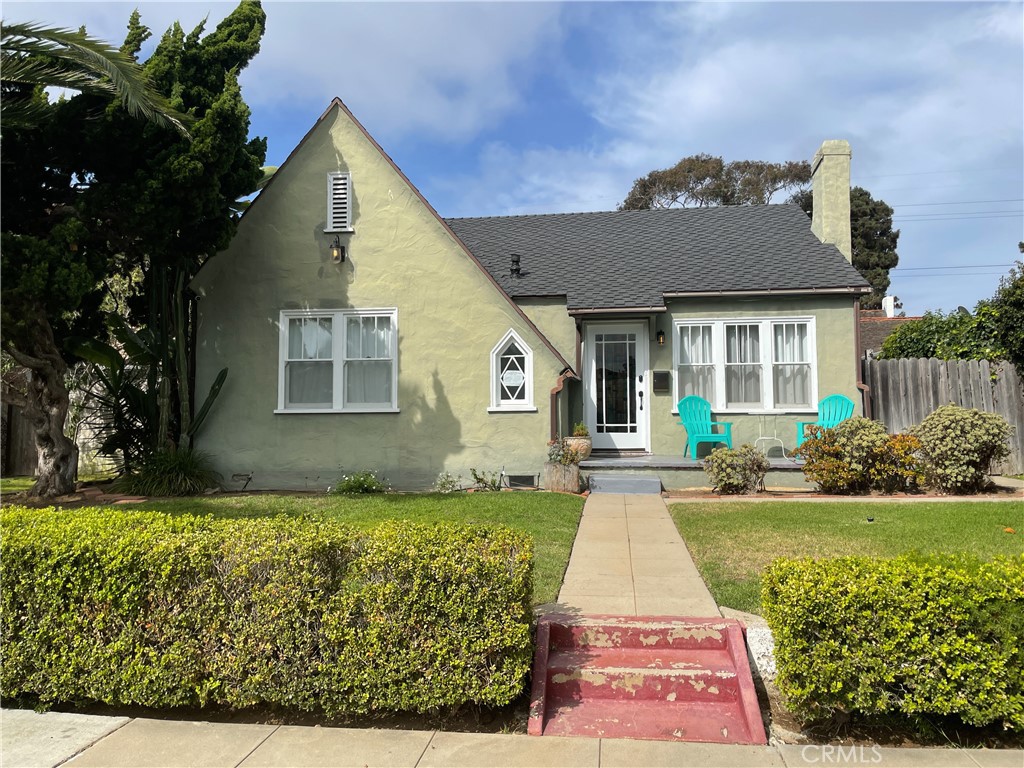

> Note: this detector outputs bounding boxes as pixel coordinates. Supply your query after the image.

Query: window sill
[322,227,354,234]
[487,406,538,413]
[275,407,400,414]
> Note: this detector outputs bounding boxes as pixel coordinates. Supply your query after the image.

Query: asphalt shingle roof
[445,205,870,311]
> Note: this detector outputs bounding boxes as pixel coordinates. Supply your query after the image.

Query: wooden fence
[863,358,1024,475]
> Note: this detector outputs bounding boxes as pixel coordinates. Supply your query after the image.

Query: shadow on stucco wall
[394,369,464,490]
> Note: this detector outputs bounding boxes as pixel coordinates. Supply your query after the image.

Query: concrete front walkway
[550,493,720,617]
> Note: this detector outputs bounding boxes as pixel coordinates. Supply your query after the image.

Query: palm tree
[1,20,188,135]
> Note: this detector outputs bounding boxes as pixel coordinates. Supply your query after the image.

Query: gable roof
[446,205,871,313]
[194,98,574,374]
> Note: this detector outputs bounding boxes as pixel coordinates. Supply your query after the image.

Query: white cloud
[243,2,564,143]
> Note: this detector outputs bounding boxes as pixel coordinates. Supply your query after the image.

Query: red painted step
[529,615,767,744]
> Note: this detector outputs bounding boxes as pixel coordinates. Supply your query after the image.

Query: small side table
[754,414,787,459]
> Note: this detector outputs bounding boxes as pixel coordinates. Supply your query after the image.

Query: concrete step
[549,616,732,651]
[530,615,766,744]
[587,473,662,494]
[540,698,760,743]
[545,648,741,702]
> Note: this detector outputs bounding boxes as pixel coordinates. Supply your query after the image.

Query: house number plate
[501,370,526,387]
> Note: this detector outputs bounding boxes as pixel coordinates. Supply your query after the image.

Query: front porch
[579,453,808,491]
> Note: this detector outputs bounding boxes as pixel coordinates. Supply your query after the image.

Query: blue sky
[11,1,1023,315]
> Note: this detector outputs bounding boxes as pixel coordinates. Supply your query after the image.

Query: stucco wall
[192,105,564,490]
[647,295,861,457]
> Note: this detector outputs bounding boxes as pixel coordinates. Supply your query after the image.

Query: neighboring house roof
[859,311,922,356]
[446,205,870,312]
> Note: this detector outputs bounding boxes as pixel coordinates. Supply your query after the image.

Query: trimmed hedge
[1,506,533,715]
[762,554,1024,730]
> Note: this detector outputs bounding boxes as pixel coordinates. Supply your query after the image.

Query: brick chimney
[810,139,852,263]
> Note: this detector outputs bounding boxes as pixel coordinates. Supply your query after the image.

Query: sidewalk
[3,708,1020,768]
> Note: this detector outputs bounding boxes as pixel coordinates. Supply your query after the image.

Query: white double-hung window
[278,309,397,412]
[489,329,535,411]
[674,317,816,411]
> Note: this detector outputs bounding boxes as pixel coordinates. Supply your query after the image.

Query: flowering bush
[703,444,770,494]
[433,471,463,493]
[869,433,926,494]
[330,470,390,494]
[913,405,1012,493]
[796,417,889,494]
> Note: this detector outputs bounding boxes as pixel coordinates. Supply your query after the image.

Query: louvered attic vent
[326,172,352,232]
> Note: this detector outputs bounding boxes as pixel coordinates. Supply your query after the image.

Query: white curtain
[286,318,333,407]
[725,324,761,406]
[773,323,810,407]
[345,316,393,405]
[678,325,714,401]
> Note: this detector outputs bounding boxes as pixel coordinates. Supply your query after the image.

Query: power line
[892,272,1008,278]
[893,264,1015,271]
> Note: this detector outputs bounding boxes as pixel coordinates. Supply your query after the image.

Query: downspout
[575,319,583,375]
[854,298,872,418]
[549,368,578,441]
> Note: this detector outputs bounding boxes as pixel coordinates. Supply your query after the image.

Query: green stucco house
[191,99,870,490]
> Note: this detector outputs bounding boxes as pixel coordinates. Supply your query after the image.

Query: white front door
[584,322,649,451]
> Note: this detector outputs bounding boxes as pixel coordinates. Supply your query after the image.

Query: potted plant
[564,422,592,461]
[543,438,583,492]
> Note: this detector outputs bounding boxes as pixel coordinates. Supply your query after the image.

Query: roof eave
[567,306,668,316]
[663,286,871,299]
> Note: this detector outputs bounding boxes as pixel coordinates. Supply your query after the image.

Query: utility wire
[893,264,1015,271]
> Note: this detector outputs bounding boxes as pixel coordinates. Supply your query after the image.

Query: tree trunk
[3,311,79,497]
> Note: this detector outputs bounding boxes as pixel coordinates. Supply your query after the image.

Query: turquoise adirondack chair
[796,394,856,448]
[677,396,733,459]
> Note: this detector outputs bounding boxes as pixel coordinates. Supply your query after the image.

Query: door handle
[638,390,644,411]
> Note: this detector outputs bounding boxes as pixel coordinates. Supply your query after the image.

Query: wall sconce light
[329,235,345,263]
[656,329,665,346]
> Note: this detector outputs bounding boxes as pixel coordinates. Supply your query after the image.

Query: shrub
[546,439,582,466]
[469,468,503,491]
[114,447,221,496]
[868,433,926,494]
[796,417,889,494]
[762,554,1024,731]
[703,444,770,494]
[1,507,533,715]
[913,404,1012,494]
[433,471,463,493]
[330,470,390,494]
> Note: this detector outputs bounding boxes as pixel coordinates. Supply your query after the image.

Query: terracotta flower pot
[564,436,592,461]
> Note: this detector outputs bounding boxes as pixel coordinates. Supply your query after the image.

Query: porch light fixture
[656,329,665,346]
[329,235,345,263]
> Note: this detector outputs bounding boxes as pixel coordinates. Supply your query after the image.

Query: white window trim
[324,172,354,233]
[276,308,399,413]
[672,316,818,414]
[488,329,537,413]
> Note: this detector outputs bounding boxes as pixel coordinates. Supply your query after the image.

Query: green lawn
[114,491,584,605]
[669,500,1024,614]
[0,476,36,494]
